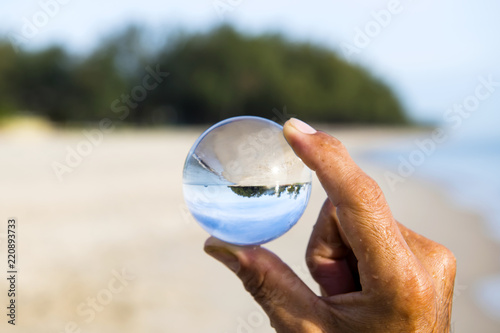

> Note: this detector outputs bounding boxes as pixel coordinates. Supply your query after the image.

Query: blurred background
[1,0,499,332]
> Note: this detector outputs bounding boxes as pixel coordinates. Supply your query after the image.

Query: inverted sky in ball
[182,116,312,245]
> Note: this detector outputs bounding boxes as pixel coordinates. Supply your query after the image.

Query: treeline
[0,25,407,125]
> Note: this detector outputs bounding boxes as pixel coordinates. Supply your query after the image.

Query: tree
[0,25,408,125]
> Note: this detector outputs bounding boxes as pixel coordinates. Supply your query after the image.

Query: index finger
[283,119,416,289]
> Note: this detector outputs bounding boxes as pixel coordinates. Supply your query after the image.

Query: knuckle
[435,244,457,277]
[240,269,283,308]
[341,172,393,223]
[423,241,457,276]
[442,247,457,269]
[241,269,267,299]
[391,279,438,325]
[241,268,296,314]
[346,173,385,206]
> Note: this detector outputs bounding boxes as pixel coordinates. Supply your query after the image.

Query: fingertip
[283,118,316,144]
[204,237,242,273]
[204,236,227,249]
[283,119,298,144]
[204,237,260,261]
[288,118,317,134]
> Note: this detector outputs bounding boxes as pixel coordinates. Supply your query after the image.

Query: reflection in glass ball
[182,116,312,245]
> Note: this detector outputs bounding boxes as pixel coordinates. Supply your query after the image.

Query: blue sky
[1,0,499,125]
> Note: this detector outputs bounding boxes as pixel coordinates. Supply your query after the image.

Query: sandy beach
[1,126,499,332]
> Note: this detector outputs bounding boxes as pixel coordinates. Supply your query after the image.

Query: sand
[0,126,499,332]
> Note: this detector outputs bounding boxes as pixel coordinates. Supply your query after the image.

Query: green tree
[146,25,407,124]
[0,25,408,125]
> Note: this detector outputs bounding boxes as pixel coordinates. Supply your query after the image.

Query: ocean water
[183,183,311,245]
[364,134,500,240]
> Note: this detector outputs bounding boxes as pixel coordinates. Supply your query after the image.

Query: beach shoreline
[1,127,499,332]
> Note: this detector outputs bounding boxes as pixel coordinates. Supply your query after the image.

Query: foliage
[0,25,408,125]
[229,184,304,199]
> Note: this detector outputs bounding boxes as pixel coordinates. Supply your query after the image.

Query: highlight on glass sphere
[182,116,312,245]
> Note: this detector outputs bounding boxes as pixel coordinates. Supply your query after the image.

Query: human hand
[204,118,456,332]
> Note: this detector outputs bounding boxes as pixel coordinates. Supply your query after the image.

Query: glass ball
[182,116,312,245]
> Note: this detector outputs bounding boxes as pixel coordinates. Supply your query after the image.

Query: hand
[204,118,456,333]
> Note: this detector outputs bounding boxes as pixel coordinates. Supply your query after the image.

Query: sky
[1,0,499,126]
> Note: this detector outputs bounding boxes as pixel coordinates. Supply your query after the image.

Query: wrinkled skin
[205,119,456,333]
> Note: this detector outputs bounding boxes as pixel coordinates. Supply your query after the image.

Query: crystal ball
[182,116,312,245]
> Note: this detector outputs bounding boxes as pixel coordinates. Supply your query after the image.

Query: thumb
[204,237,326,331]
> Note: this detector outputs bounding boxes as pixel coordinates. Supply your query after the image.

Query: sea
[363,106,500,320]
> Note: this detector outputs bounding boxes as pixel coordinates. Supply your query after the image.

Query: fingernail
[205,242,240,273]
[289,118,317,134]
